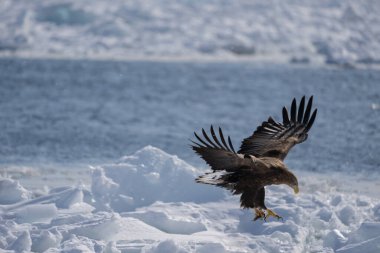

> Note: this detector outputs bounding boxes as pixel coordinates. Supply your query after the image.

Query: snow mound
[0,146,379,252]
[0,177,30,204]
[337,236,380,253]
[94,146,224,211]
[5,203,57,224]
[0,0,379,65]
[7,230,32,252]
[125,201,207,235]
[142,240,187,253]
[31,229,63,252]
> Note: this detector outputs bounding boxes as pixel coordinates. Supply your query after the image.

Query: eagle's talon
[265,209,282,221]
[253,208,265,221]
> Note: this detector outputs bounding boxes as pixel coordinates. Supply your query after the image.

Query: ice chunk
[69,213,123,241]
[142,239,187,253]
[356,197,371,207]
[317,207,333,222]
[262,220,303,238]
[91,167,119,197]
[336,236,380,253]
[331,195,343,206]
[323,229,347,250]
[7,203,57,223]
[60,234,99,252]
[338,205,357,226]
[346,222,380,244]
[31,229,63,252]
[91,167,119,211]
[373,204,380,221]
[0,177,30,204]
[54,187,84,209]
[196,242,227,253]
[5,186,85,211]
[7,230,31,252]
[126,210,207,235]
[104,241,121,253]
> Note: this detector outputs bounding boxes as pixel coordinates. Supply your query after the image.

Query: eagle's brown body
[191,96,317,221]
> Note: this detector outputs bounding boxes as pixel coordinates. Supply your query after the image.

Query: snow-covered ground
[1,3,379,247]
[1,146,379,252]
[0,0,380,66]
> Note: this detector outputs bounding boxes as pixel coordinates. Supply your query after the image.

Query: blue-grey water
[0,58,379,176]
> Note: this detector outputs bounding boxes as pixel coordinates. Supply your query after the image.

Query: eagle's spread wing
[192,126,300,211]
[191,126,249,171]
[238,96,317,160]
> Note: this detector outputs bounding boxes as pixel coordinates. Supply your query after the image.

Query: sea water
[0,58,379,186]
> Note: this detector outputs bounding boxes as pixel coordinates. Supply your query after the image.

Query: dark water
[0,58,379,174]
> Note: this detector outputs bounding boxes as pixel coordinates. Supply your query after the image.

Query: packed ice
[1,146,379,252]
[0,0,379,65]
[1,2,379,250]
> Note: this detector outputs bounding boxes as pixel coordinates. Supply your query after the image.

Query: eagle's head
[285,170,299,194]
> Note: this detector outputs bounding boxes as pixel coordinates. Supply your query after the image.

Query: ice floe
[0,146,379,252]
[0,0,379,66]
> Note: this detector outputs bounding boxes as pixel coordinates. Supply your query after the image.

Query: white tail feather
[196,171,231,185]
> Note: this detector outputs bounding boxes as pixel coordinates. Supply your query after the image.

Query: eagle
[191,96,317,221]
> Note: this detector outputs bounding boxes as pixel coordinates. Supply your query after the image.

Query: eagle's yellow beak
[293,185,299,194]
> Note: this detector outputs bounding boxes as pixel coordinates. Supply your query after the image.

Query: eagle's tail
[196,171,236,190]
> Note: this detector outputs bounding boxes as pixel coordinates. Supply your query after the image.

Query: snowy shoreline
[1,146,379,252]
[2,54,380,71]
[1,0,380,67]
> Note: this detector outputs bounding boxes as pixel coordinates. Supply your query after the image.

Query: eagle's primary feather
[191,96,317,221]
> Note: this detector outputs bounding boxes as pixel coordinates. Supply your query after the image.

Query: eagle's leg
[253,208,265,221]
[264,209,283,221]
[253,188,266,221]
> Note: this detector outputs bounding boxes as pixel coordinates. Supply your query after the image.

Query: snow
[0,178,30,204]
[337,236,380,253]
[7,230,32,252]
[5,203,57,224]
[0,0,379,66]
[94,146,224,212]
[0,146,379,252]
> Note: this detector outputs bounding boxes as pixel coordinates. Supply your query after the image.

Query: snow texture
[0,178,30,204]
[1,146,379,252]
[0,0,379,66]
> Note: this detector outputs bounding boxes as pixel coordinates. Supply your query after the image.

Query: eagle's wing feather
[238,96,317,160]
[191,126,248,171]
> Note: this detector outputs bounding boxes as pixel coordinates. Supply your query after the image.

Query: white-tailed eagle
[191,96,317,221]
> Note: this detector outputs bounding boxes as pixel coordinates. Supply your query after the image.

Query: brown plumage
[191,96,317,221]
